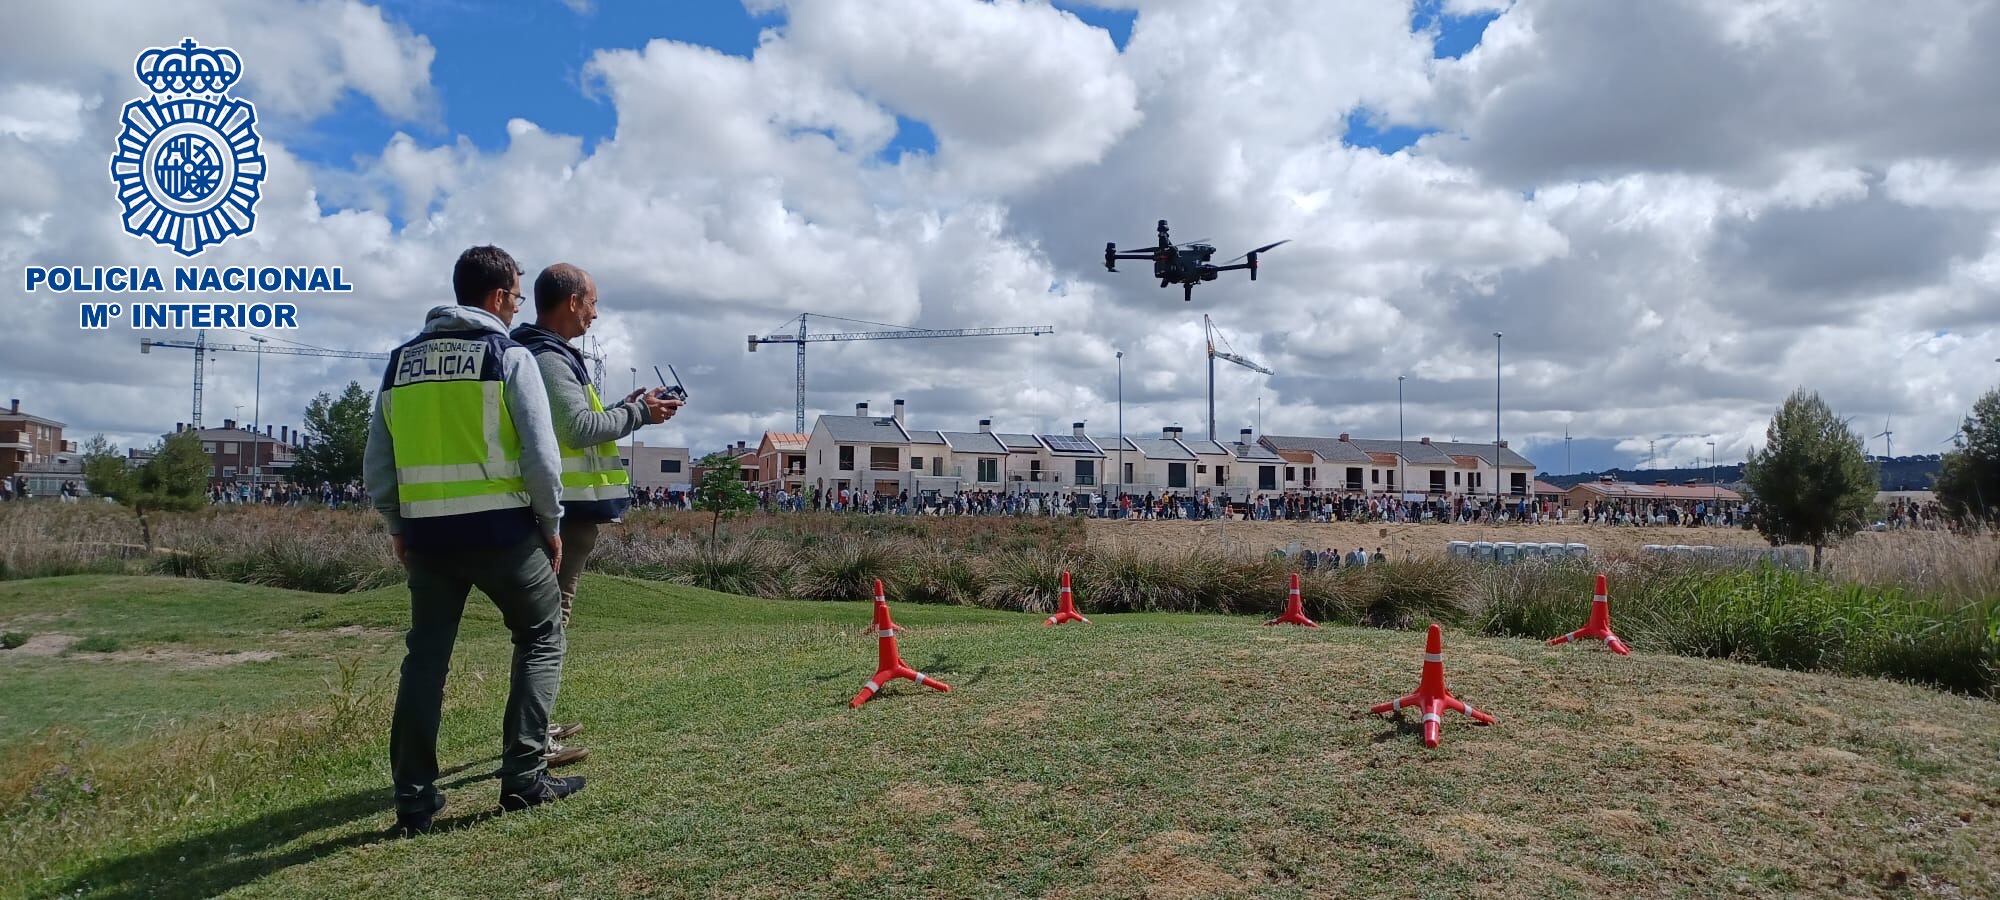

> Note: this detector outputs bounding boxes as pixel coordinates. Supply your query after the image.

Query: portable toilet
[1565,543,1590,559]
[1447,541,1473,560]
[1472,541,1496,563]
[1515,542,1542,561]
[1669,545,1696,561]
[1640,544,1665,557]
[1495,541,1520,565]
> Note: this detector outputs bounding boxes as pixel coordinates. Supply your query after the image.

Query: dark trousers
[391,533,565,813]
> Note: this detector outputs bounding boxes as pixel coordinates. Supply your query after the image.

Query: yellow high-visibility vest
[560,382,632,501]
[383,333,529,518]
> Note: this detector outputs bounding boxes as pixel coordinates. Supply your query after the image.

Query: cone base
[1044,611,1091,626]
[1546,626,1632,655]
[1264,612,1319,628]
[849,662,953,708]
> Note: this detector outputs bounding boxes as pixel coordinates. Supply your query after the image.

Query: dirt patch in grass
[68,648,280,669]
[1094,829,1245,899]
[2,633,78,657]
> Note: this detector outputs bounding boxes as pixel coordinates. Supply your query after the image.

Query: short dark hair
[453,245,522,306]
[533,263,590,315]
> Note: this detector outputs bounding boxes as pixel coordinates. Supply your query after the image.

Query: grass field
[4,575,1998,898]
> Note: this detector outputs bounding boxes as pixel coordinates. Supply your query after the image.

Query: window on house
[1285,466,1295,481]
[1075,459,1095,486]
[1371,469,1380,484]
[1454,471,1462,487]
[1346,467,1363,491]
[838,446,854,471]
[1122,462,1134,483]
[1304,466,1316,486]
[1030,459,1043,480]
[978,458,998,482]
[1168,463,1188,488]
[222,442,237,453]
[1197,464,1207,474]
[1388,469,1396,487]
[661,459,681,474]
[1511,472,1527,495]
[1214,465,1228,486]
[869,447,898,471]
[1431,470,1447,493]
[203,443,216,453]
[1259,466,1276,490]
[620,458,629,469]
[911,456,924,471]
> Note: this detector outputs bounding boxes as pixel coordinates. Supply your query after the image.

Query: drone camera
[1104,242,1118,272]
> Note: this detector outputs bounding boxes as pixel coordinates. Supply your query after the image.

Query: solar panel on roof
[1042,435,1095,453]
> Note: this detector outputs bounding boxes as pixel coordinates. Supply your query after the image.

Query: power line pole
[1493,331,1503,502]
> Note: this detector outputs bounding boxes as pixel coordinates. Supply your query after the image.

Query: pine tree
[290,381,373,489]
[1741,389,1877,569]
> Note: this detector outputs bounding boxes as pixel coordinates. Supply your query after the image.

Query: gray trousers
[555,518,600,623]
[391,533,564,812]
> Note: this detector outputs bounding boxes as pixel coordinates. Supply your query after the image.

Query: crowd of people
[199,480,370,507]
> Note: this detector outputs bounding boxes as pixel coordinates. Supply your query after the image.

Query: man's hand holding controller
[625,387,682,424]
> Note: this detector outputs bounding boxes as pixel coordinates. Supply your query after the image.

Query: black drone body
[1104,220,1288,301]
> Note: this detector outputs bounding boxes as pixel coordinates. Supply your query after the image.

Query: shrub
[794,537,904,601]
[2,632,28,650]
[895,543,985,605]
[70,636,123,653]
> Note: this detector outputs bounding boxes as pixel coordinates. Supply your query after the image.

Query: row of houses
[729,400,1543,502]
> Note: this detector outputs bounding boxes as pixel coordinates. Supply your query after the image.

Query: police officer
[365,245,583,835]
[510,263,680,758]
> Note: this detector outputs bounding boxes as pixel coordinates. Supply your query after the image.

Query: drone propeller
[1225,240,1290,264]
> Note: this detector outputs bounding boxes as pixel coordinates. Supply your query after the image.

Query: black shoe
[499,773,586,813]
[394,792,446,836]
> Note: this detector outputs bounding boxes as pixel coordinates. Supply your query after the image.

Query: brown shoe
[548,722,584,741]
[542,743,591,768]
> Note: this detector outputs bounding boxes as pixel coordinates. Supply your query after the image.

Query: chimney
[266,425,273,437]
[223,418,236,430]
[737,440,746,450]
[856,402,868,417]
[893,399,906,424]
[1420,437,1431,445]
[8,399,17,414]
[1073,421,1086,437]
[280,426,289,444]
[1338,432,1351,442]
[175,422,184,433]
[1497,439,1509,449]
[979,418,992,433]
[1162,426,1183,439]
[1239,427,1253,442]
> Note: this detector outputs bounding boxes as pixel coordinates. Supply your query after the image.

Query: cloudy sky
[5,0,1997,474]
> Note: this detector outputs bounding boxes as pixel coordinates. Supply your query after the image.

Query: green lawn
[3,574,1997,898]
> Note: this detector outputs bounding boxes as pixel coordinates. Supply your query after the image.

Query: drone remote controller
[654,365,689,402]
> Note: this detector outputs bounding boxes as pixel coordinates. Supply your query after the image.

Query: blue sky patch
[1412,0,1501,59]
[1342,108,1434,154]
[1052,2,1136,50]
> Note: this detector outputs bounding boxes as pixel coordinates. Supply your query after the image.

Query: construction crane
[1204,314,1272,442]
[141,331,387,429]
[748,313,1055,432]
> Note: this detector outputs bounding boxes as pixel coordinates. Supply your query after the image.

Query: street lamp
[1707,440,1717,500]
[1396,374,1405,505]
[1493,331,1503,504]
[1116,350,1124,513]
[628,367,638,489]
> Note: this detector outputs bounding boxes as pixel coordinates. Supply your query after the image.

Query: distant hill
[1540,457,1941,492]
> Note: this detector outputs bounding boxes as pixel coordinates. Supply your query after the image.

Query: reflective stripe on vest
[384,337,530,518]
[558,383,631,502]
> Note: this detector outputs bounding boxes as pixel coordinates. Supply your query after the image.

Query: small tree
[693,452,757,546]
[81,430,211,550]
[1935,387,2000,527]
[290,381,373,488]
[1741,389,1877,569]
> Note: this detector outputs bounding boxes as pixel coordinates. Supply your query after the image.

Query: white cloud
[1,0,1995,472]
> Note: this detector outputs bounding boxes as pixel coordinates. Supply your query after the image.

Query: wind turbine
[1870,416,1894,460]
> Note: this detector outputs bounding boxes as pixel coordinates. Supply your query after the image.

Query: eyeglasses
[502,287,526,309]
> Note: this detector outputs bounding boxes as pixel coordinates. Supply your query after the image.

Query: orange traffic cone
[1044,570,1090,626]
[850,579,952,708]
[1371,623,1495,748]
[1264,572,1318,627]
[1546,574,1631,655]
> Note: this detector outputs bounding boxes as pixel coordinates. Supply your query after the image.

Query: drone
[1105,220,1289,302]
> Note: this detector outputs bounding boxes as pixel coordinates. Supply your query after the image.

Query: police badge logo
[109,38,266,257]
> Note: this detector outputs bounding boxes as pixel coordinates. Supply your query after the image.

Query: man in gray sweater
[512,263,679,758]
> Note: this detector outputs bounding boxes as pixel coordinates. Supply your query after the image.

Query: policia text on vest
[364,245,583,831]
